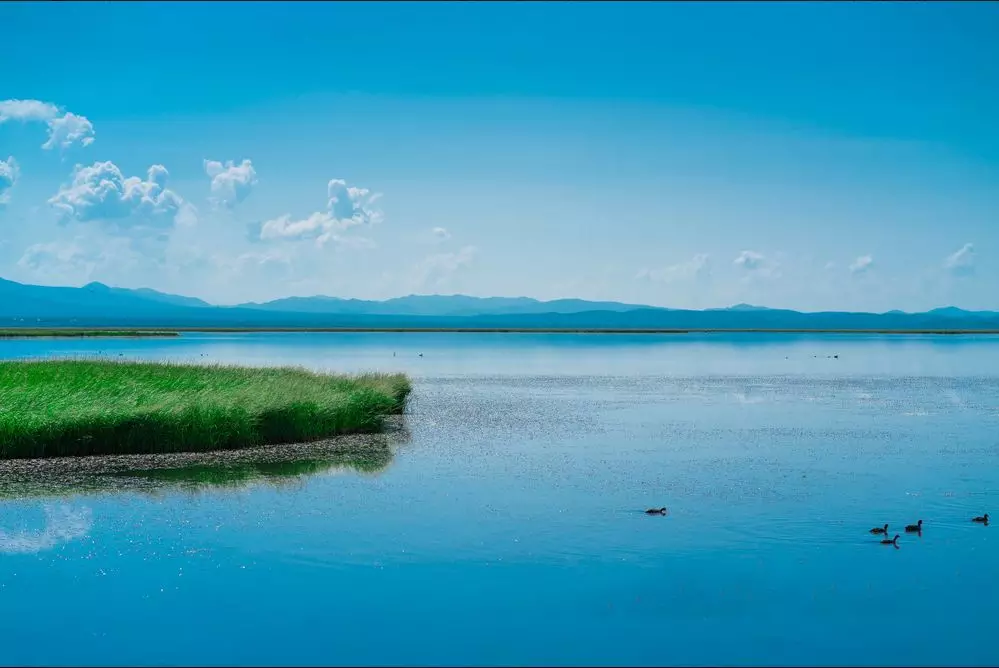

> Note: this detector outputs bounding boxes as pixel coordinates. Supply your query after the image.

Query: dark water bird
[905,520,923,532]
[972,513,989,524]
[870,523,889,535]
[881,534,900,547]
[418,353,423,357]
[644,507,668,515]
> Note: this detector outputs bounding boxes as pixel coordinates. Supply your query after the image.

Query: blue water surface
[1,333,997,666]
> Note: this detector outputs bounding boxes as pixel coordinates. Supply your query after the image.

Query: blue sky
[1,1,997,311]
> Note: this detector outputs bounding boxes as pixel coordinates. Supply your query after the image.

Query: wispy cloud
[414,245,477,289]
[943,243,975,277]
[733,250,779,279]
[637,253,711,283]
[849,254,874,275]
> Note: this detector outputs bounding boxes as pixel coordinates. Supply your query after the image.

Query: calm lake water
[2,333,998,666]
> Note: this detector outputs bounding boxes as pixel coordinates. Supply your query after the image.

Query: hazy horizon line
[4,275,993,316]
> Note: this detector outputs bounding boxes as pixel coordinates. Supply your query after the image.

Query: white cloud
[204,158,258,208]
[943,243,975,277]
[0,156,18,203]
[326,179,383,225]
[258,178,382,247]
[260,211,348,245]
[849,254,874,275]
[215,250,294,285]
[19,239,100,273]
[0,99,58,121]
[0,99,95,150]
[432,226,451,241]
[43,112,96,151]
[415,245,477,288]
[48,161,190,232]
[733,250,765,271]
[733,250,780,280]
[16,235,145,283]
[637,253,710,283]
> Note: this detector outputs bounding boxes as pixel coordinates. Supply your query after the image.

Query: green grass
[0,329,178,338]
[0,359,411,459]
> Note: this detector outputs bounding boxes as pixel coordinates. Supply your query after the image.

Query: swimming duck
[881,534,900,546]
[869,523,889,535]
[905,520,923,532]
[644,507,667,515]
[972,513,989,523]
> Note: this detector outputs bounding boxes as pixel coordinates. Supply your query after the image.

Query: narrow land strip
[3,327,999,336]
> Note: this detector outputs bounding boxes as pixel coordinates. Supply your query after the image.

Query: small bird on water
[881,534,900,547]
[972,513,989,524]
[870,523,889,535]
[905,520,923,533]
[645,507,668,515]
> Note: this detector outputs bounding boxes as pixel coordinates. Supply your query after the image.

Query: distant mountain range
[1,277,998,330]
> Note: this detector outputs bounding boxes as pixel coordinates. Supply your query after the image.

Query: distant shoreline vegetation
[0,329,179,338]
[0,360,411,459]
[2,327,999,336]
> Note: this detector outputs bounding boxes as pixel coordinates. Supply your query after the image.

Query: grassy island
[0,360,411,459]
[0,329,179,338]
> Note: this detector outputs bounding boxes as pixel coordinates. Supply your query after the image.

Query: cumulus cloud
[415,245,477,288]
[849,254,874,275]
[733,250,765,271]
[204,158,257,208]
[0,99,95,150]
[637,253,710,283]
[0,505,92,555]
[943,243,975,277]
[0,156,18,203]
[326,179,382,225]
[258,178,382,247]
[48,161,191,232]
[733,250,780,279]
[432,226,451,241]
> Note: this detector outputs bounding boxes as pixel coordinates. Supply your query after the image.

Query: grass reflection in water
[0,418,408,500]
